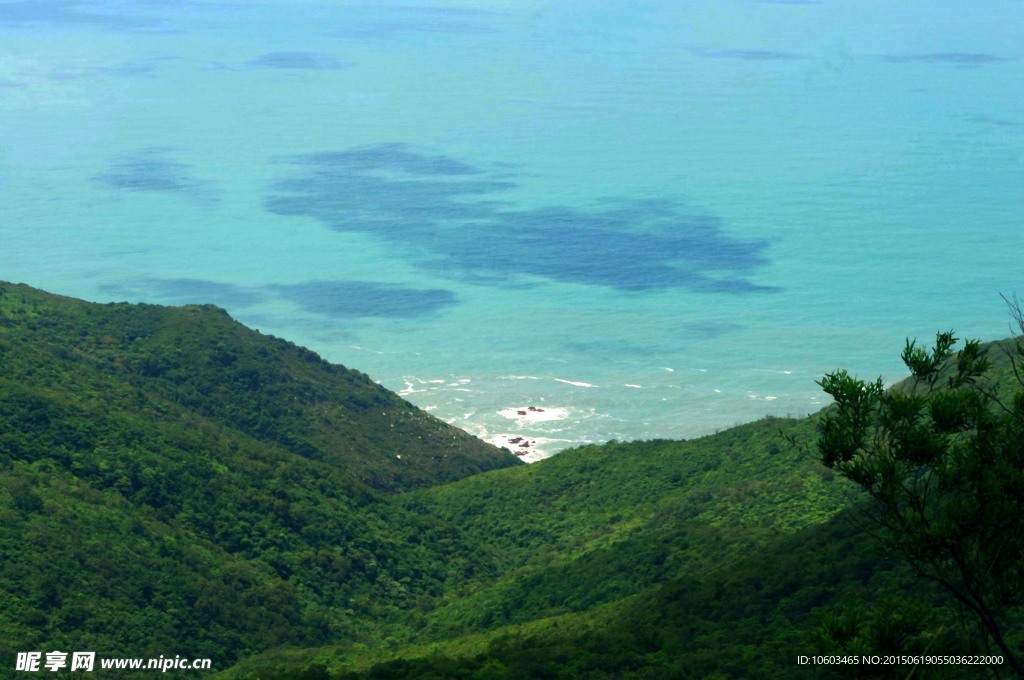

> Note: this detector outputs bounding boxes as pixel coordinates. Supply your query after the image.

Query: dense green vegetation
[818,329,1024,674]
[0,282,516,492]
[220,428,972,679]
[1,281,1020,678]
[0,282,519,669]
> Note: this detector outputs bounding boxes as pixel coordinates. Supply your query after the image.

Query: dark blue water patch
[0,0,165,31]
[246,52,350,71]
[427,205,779,292]
[0,78,25,88]
[880,53,1010,66]
[100,277,457,320]
[100,278,264,309]
[272,280,458,319]
[298,144,484,176]
[266,146,779,294]
[95,149,217,203]
[266,147,514,235]
[968,115,1023,128]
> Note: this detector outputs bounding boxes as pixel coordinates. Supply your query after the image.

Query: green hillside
[219,335,1024,678]
[401,417,856,637]
[1,282,1020,678]
[0,282,519,670]
[219,419,925,679]
[0,282,518,492]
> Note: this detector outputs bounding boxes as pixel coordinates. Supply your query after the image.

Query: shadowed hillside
[2,282,1020,678]
[0,282,519,492]
[0,282,519,670]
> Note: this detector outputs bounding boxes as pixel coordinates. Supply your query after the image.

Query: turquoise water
[2,1,1022,459]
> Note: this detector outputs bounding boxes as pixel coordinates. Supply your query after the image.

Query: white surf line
[349,345,385,354]
[554,378,596,388]
[498,406,570,423]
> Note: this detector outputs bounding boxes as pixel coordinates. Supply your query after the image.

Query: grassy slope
[221,335,1024,679]
[223,506,952,679]
[0,281,519,492]
[3,282,1018,677]
[404,416,858,636]
[220,415,873,678]
[0,282,520,670]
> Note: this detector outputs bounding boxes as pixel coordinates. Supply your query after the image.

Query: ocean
[2,0,1022,460]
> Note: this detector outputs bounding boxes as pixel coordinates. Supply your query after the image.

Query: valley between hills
[1,281,1020,678]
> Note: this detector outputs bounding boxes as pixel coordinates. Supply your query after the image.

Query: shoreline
[488,405,572,461]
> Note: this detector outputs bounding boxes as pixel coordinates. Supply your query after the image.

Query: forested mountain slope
[0,282,518,492]
[221,336,1024,679]
[225,414,1018,679]
[3,282,1019,678]
[0,282,519,668]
